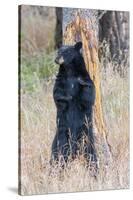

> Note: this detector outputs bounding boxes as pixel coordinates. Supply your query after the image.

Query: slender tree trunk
[54,7,63,49]
[63,8,112,165]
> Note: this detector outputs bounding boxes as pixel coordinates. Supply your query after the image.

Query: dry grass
[20,64,129,195]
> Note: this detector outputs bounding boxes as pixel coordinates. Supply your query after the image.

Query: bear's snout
[55,56,64,65]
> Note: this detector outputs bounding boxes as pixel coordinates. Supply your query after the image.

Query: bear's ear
[74,41,82,51]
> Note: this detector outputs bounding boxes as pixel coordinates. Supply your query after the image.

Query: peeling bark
[63,8,112,165]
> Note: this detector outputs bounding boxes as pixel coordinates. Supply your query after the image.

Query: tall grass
[20,59,129,195]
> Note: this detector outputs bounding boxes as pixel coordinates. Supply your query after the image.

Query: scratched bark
[63,8,112,164]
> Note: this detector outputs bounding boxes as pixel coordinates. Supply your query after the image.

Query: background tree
[99,10,129,73]
[54,7,63,49]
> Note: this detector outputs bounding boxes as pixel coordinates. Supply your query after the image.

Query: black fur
[51,42,97,166]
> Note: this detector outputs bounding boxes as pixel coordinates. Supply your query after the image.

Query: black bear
[51,41,97,167]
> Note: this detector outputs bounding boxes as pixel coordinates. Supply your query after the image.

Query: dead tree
[63,8,112,165]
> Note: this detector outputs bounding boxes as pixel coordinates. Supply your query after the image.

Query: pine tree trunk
[63,8,112,164]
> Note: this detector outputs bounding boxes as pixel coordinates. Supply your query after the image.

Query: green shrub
[21,52,58,93]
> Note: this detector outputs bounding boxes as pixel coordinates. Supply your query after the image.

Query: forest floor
[20,64,129,195]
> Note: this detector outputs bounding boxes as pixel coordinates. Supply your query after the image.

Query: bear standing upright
[51,41,97,166]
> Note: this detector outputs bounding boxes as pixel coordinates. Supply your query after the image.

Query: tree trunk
[99,11,129,67]
[54,7,63,49]
[63,8,112,165]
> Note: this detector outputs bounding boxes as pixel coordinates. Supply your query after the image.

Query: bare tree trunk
[99,10,129,68]
[63,8,112,165]
[54,7,63,49]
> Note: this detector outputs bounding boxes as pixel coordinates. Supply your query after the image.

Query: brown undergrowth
[20,63,129,195]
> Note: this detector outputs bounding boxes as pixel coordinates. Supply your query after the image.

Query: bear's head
[55,41,92,79]
[55,42,83,67]
[54,41,88,77]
